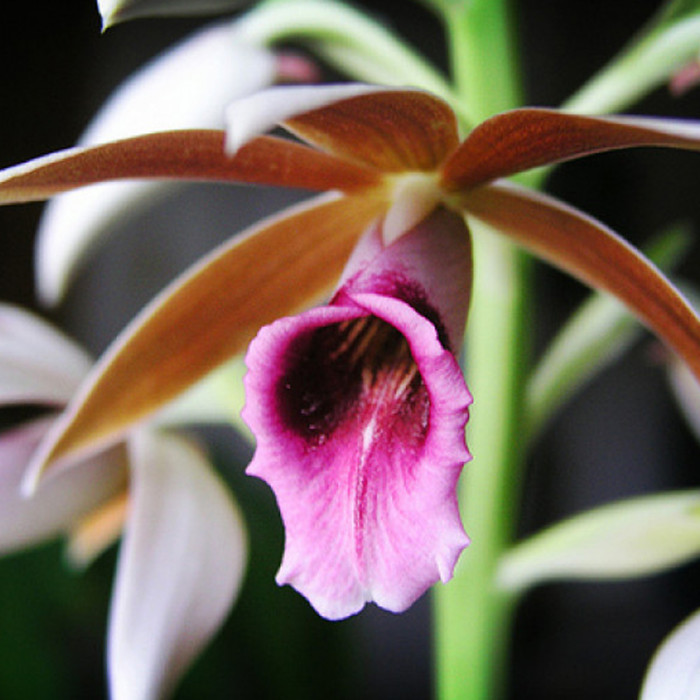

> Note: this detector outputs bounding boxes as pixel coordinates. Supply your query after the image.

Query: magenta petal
[337,207,473,351]
[243,212,472,619]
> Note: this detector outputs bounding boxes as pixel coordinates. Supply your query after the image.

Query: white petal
[0,417,126,553]
[497,490,700,593]
[108,430,246,700]
[98,0,244,28]
[0,304,91,405]
[225,82,381,151]
[36,20,277,304]
[641,608,700,699]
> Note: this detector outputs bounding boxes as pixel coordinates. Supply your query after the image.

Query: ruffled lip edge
[242,291,472,618]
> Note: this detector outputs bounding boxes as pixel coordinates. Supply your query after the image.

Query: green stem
[432,2,530,699]
[441,0,522,124]
[434,229,531,700]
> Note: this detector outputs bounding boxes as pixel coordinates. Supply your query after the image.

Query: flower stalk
[438,0,522,124]
[434,227,531,700]
[433,1,532,698]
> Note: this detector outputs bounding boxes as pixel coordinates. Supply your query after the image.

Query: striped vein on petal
[441,108,700,191]
[0,131,380,206]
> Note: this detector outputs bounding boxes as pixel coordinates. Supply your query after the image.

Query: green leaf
[497,490,700,594]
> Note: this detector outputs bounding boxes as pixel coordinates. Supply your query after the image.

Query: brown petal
[0,130,380,204]
[284,89,460,173]
[441,109,700,190]
[459,182,700,381]
[28,192,388,482]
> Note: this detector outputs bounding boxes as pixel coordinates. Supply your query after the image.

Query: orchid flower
[243,206,473,618]
[3,85,700,619]
[0,303,246,699]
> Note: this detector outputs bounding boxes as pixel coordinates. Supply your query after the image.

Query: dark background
[2,0,700,697]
